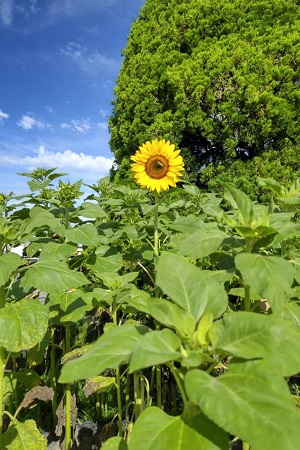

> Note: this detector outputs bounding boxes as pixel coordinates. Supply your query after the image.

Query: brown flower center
[145,155,169,179]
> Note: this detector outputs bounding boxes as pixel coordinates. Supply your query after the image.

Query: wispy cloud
[61,118,108,133]
[0,0,39,26]
[45,105,55,114]
[0,109,9,124]
[47,0,117,21]
[0,145,113,175]
[17,114,52,130]
[0,0,14,26]
[60,41,119,76]
[16,0,39,18]
[61,118,92,134]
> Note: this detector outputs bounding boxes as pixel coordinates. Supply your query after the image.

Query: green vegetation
[109,0,300,191]
[1,168,300,448]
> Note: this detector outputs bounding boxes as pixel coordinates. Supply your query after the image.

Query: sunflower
[130,139,185,193]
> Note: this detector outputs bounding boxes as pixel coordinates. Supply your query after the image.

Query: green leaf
[83,376,116,397]
[282,302,300,328]
[64,223,100,246]
[102,437,128,450]
[235,253,295,312]
[20,259,89,293]
[214,311,300,376]
[39,242,77,261]
[85,250,123,274]
[0,252,22,285]
[175,224,227,259]
[65,223,99,246]
[78,201,107,218]
[0,419,47,449]
[224,184,253,225]
[59,324,149,383]
[185,368,300,450]
[127,290,196,341]
[156,252,228,321]
[48,289,91,311]
[0,299,48,352]
[128,407,228,450]
[129,329,182,372]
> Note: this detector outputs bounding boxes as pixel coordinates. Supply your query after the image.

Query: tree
[109,0,300,186]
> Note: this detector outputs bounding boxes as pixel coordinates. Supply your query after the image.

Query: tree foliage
[109,0,300,186]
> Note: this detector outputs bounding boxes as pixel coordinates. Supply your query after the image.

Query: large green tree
[109,0,300,186]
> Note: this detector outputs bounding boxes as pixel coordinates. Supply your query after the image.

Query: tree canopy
[109,0,300,187]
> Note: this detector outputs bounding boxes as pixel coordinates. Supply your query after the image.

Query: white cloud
[17,114,52,130]
[60,41,119,76]
[0,145,114,175]
[0,109,9,124]
[0,0,14,26]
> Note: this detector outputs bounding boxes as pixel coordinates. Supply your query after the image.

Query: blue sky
[0,0,145,196]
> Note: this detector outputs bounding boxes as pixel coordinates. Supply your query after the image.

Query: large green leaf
[224,184,253,225]
[185,368,300,450]
[59,324,149,383]
[175,224,227,259]
[128,407,228,450]
[0,299,48,352]
[39,242,77,261]
[214,312,300,376]
[235,253,295,312]
[129,329,182,372]
[64,223,100,245]
[78,201,107,218]
[127,290,195,341]
[0,419,47,449]
[85,250,123,275]
[0,252,22,285]
[20,259,89,293]
[282,302,300,328]
[102,437,128,450]
[48,289,92,312]
[156,252,228,321]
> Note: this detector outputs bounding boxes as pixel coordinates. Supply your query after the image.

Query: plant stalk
[116,367,123,436]
[65,324,72,450]
[0,273,5,437]
[50,327,58,426]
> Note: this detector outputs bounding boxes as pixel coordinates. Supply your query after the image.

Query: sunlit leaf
[214,311,300,375]
[129,329,182,372]
[235,253,295,312]
[20,259,89,293]
[156,252,227,321]
[185,368,300,450]
[127,290,195,341]
[0,252,22,285]
[0,419,47,449]
[128,407,228,450]
[59,324,149,383]
[0,299,48,352]
[64,223,100,246]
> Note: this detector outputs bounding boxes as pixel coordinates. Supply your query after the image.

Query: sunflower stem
[154,191,159,257]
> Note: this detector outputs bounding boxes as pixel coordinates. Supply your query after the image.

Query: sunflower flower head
[130,139,185,193]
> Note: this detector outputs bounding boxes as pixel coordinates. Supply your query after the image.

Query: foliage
[109,0,300,186]
[1,168,300,448]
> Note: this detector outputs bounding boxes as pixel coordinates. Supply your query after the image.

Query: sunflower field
[1,157,300,450]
